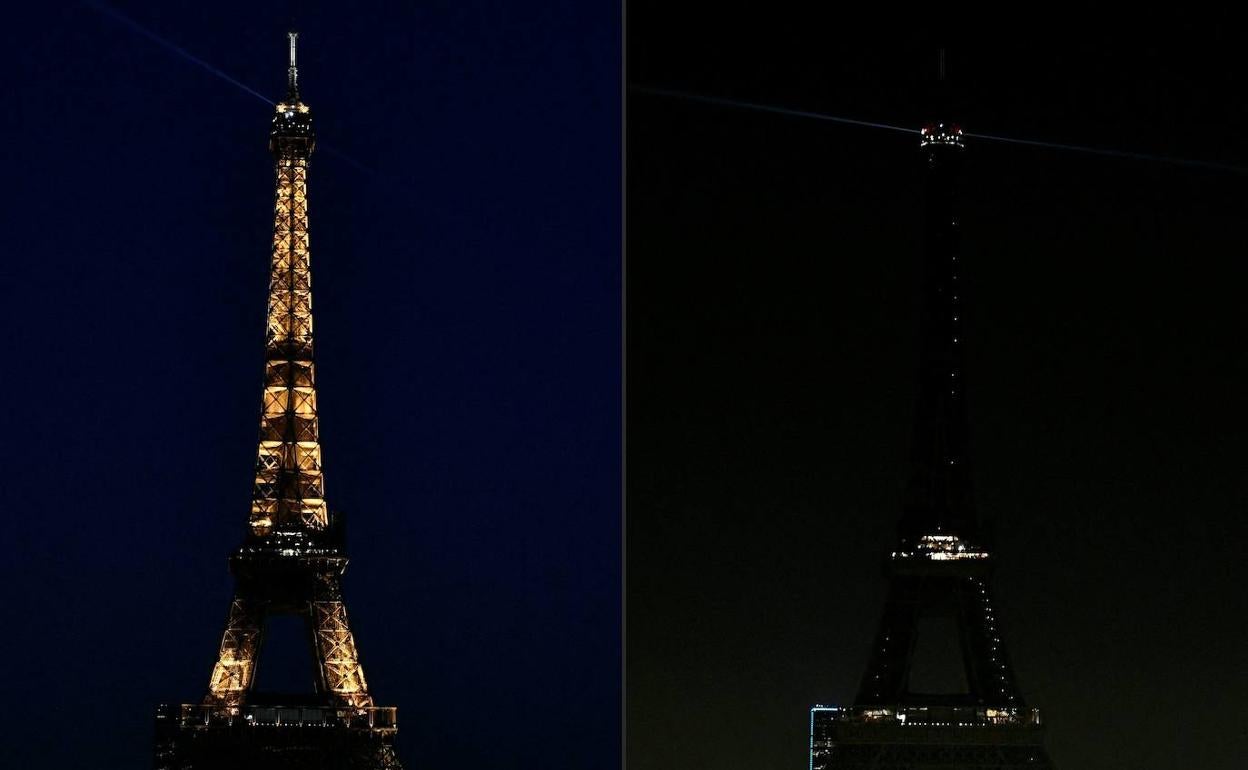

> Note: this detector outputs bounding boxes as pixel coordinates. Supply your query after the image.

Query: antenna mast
[287,31,299,99]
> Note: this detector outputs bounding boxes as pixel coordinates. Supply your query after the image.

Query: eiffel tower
[809,99,1055,767]
[154,33,402,770]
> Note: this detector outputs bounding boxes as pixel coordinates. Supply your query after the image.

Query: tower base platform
[154,703,403,770]
[810,705,1053,769]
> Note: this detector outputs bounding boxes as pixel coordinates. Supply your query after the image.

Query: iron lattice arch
[205,574,373,709]
[856,572,1022,707]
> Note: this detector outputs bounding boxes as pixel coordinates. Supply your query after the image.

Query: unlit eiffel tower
[154,33,402,770]
[810,60,1055,770]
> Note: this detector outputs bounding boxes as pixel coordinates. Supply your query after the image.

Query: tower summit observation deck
[154,33,404,770]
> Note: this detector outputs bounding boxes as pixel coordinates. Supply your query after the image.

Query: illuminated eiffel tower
[154,33,402,770]
[809,89,1055,767]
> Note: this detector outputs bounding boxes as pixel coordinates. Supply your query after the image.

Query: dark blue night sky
[0,2,619,768]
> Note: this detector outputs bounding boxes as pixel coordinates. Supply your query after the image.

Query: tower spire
[287,30,300,100]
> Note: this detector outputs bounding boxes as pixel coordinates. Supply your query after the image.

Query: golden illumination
[206,600,262,705]
[206,598,374,709]
[248,156,328,535]
[314,601,373,708]
[204,89,378,714]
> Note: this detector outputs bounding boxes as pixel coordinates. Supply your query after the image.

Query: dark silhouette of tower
[809,63,1055,769]
[154,33,402,770]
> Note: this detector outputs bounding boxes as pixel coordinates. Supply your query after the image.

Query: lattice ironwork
[158,33,401,770]
[201,40,376,709]
[251,153,325,536]
[312,603,372,706]
[206,599,263,705]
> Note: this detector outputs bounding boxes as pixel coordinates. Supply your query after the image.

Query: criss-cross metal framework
[157,33,399,770]
[205,576,373,710]
[251,147,327,536]
[810,121,1054,769]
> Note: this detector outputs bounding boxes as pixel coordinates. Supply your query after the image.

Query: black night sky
[0,2,618,769]
[629,14,1248,770]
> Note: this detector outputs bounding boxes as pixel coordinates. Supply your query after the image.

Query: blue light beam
[633,85,1248,175]
[961,130,1248,174]
[633,86,918,135]
[85,0,275,106]
[84,1,393,183]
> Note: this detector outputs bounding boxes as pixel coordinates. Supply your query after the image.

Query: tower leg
[856,578,921,703]
[855,575,1022,706]
[206,597,264,706]
[311,573,373,708]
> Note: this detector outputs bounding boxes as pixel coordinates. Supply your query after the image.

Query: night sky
[0,2,618,769]
[628,15,1248,770]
